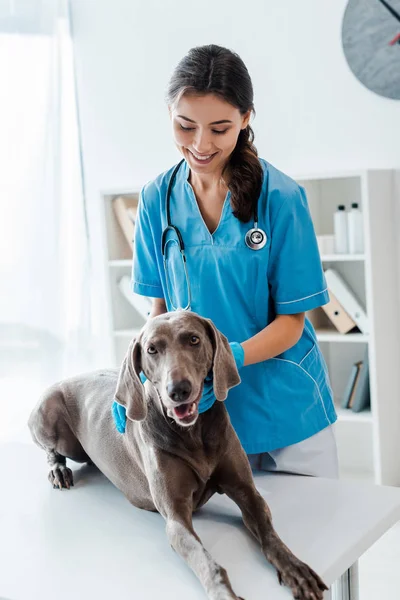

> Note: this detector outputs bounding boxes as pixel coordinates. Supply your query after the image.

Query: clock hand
[378,0,400,24]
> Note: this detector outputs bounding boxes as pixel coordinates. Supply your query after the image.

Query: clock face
[342,0,400,99]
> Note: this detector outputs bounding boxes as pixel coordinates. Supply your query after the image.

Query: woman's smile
[188,149,218,165]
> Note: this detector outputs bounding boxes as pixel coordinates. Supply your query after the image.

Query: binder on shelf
[352,347,371,413]
[321,288,357,334]
[341,361,362,409]
[324,268,369,334]
[118,275,152,319]
[347,361,363,409]
[113,196,137,249]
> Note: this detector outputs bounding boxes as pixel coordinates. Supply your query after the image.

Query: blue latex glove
[112,372,146,434]
[198,341,244,413]
[229,341,245,371]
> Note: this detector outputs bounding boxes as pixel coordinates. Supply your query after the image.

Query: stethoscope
[161,158,268,311]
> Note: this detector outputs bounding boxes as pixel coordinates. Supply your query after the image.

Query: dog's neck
[140,392,229,483]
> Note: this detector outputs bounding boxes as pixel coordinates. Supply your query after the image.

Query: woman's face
[170,93,250,176]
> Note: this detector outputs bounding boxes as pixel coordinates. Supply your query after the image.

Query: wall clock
[342,0,400,99]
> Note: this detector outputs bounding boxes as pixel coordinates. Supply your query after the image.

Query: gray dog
[29,310,327,600]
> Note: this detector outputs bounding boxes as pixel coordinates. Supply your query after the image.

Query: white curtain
[0,0,93,441]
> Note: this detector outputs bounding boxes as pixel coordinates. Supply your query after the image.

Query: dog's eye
[147,345,157,354]
[190,336,200,345]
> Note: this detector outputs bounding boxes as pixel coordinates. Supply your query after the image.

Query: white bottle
[334,204,348,254]
[347,202,364,254]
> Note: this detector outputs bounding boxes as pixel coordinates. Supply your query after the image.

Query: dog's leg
[29,389,89,490]
[46,449,74,490]
[148,455,245,600]
[166,515,244,600]
[215,442,327,600]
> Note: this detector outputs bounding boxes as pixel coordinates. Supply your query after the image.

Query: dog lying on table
[29,310,327,600]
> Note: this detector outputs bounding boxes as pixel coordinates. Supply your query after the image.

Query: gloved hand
[229,341,245,371]
[198,341,244,413]
[112,372,146,434]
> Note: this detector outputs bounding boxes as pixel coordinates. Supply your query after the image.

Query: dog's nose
[167,379,192,403]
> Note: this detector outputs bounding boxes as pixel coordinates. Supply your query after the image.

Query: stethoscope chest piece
[245,227,267,250]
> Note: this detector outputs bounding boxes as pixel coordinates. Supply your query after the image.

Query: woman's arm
[149,297,168,319]
[241,313,305,366]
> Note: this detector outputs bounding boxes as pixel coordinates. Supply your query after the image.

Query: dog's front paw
[48,465,74,490]
[276,557,327,600]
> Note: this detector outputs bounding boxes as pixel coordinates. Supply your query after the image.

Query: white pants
[247,425,339,479]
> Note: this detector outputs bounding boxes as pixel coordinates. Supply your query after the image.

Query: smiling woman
[170,95,250,234]
[166,46,263,226]
[113,44,339,479]
[172,95,248,169]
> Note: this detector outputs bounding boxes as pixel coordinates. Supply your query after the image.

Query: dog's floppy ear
[204,318,241,401]
[114,336,147,421]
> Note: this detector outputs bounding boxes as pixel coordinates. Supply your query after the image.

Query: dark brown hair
[166,44,263,223]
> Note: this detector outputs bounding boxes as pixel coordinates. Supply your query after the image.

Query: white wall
[70,0,400,365]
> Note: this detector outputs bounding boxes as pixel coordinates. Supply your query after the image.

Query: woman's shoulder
[140,162,182,209]
[259,158,303,200]
[259,158,307,223]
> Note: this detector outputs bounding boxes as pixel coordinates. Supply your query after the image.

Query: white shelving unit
[101,188,148,368]
[296,169,400,485]
[101,170,400,486]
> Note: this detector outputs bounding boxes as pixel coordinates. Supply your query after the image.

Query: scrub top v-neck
[185,175,231,239]
[132,158,337,453]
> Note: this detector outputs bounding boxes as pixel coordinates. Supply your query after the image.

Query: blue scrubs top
[132,158,337,453]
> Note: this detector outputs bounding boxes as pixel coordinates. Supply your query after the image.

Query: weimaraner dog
[29,310,327,600]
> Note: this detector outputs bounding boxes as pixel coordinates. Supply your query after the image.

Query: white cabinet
[296,170,400,485]
[101,170,400,485]
[101,189,148,368]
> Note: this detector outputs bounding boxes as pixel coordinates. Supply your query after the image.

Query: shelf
[316,330,368,343]
[321,254,365,262]
[336,407,372,424]
[109,259,133,267]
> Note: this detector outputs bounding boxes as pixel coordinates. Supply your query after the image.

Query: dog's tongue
[174,402,196,419]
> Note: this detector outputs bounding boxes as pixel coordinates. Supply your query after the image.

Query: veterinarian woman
[115,44,339,478]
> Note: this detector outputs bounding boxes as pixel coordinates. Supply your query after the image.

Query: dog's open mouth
[173,401,199,424]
